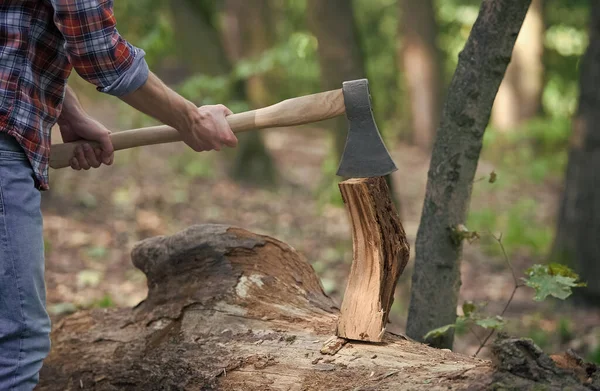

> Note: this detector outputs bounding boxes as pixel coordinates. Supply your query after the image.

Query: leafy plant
[425,232,586,356]
[523,263,587,301]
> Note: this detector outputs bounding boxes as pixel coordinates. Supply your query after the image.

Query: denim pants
[0,133,50,390]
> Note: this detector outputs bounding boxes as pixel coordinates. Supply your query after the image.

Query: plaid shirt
[0,0,149,190]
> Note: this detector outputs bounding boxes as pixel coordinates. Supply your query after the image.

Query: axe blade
[336,79,398,178]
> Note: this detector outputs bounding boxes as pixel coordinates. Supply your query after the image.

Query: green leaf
[424,316,470,340]
[423,323,456,340]
[86,246,108,260]
[475,316,506,330]
[462,301,477,317]
[522,264,586,301]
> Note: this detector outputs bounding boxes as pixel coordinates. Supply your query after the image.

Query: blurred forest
[43,0,599,363]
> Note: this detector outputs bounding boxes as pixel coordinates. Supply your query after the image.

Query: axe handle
[49,89,345,169]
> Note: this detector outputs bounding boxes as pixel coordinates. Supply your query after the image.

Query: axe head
[336,79,397,178]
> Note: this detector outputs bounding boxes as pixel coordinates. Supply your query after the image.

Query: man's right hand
[178,104,238,152]
[119,72,240,155]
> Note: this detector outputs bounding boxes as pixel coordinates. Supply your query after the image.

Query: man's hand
[58,115,114,171]
[57,86,114,171]
[178,104,238,152]
[119,72,239,154]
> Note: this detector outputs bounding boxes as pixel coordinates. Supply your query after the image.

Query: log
[336,177,410,342]
[38,224,599,390]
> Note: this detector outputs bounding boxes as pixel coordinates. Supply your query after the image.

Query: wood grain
[49,89,345,169]
[37,224,500,391]
[336,177,410,342]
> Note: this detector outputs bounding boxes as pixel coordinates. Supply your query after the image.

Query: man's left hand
[59,116,115,171]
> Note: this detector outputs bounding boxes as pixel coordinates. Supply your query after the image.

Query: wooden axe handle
[50,89,345,169]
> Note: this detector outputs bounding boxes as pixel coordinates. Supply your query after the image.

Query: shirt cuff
[98,47,150,97]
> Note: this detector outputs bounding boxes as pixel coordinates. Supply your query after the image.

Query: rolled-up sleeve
[49,0,149,96]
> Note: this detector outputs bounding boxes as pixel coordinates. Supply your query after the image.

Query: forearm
[119,71,199,132]
[57,86,89,127]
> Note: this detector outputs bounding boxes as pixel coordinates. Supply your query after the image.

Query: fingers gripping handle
[49,89,345,169]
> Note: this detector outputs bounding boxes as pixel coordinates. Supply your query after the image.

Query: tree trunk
[305,0,367,160]
[491,0,545,130]
[306,0,398,209]
[405,0,532,350]
[551,1,600,305]
[220,0,277,187]
[169,0,276,186]
[38,224,599,390]
[169,0,229,78]
[399,0,444,151]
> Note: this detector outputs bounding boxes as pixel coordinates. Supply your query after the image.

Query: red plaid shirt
[0,0,149,190]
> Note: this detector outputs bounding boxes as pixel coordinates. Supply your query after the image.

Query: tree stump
[336,177,410,342]
[38,225,599,390]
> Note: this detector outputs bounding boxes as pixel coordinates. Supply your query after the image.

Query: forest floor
[40,94,600,364]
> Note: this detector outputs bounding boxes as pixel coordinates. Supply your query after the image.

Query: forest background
[42,0,599,361]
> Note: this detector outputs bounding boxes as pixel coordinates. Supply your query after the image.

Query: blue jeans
[0,133,50,390]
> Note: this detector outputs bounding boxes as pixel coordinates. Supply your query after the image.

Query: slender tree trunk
[551,1,600,305]
[399,0,444,151]
[169,0,228,78]
[491,0,545,130]
[305,0,367,159]
[306,0,398,209]
[220,0,276,186]
[405,0,532,350]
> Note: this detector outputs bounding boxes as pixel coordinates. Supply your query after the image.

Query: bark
[399,0,444,150]
[405,0,532,349]
[491,0,545,130]
[169,0,229,78]
[220,0,277,186]
[336,178,410,342]
[551,1,600,305]
[37,224,599,390]
[305,0,367,159]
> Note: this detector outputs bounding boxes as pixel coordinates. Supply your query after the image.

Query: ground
[40,90,600,364]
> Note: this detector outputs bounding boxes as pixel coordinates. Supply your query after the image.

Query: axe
[50,79,397,178]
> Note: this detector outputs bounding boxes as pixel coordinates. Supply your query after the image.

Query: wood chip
[320,336,347,355]
[372,370,399,381]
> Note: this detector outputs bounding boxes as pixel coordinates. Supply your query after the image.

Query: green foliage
[354,0,402,134]
[522,264,587,301]
[543,0,590,120]
[315,149,345,208]
[424,301,505,341]
[558,317,574,343]
[450,224,481,246]
[86,245,109,260]
[589,345,600,365]
[482,116,571,185]
[467,199,554,258]
[425,233,585,351]
[169,149,216,179]
[93,294,115,309]
[527,327,551,350]
[436,0,480,80]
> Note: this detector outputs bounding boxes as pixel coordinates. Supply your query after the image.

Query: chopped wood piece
[336,177,410,342]
[320,336,348,355]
